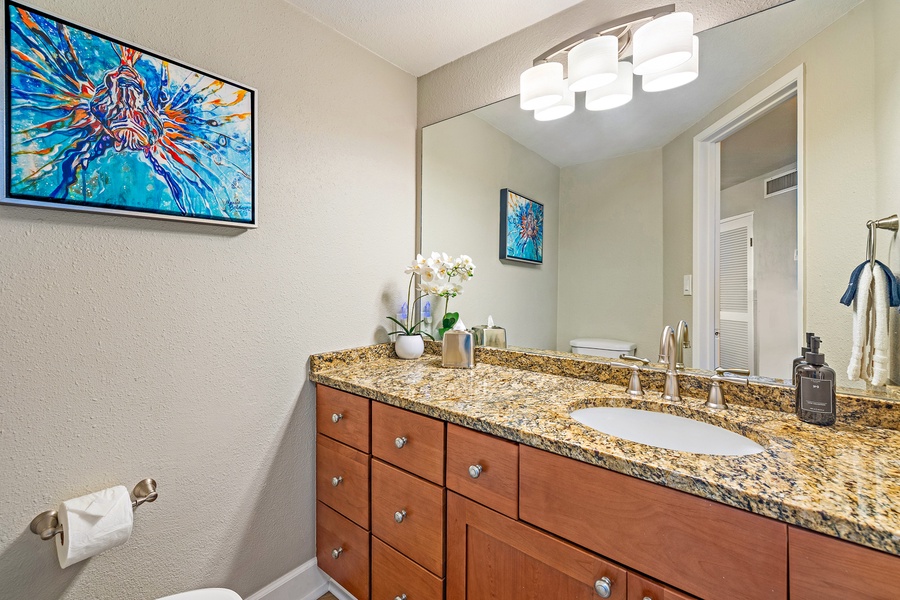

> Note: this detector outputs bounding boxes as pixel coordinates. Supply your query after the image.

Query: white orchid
[397,251,476,339]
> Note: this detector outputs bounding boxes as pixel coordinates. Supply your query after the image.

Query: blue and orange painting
[500,189,543,264]
[5,2,255,225]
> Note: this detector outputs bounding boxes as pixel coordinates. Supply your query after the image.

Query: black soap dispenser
[792,332,815,385]
[795,336,836,426]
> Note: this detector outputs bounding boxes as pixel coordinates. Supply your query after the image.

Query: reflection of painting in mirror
[501,189,544,264]
[422,0,900,397]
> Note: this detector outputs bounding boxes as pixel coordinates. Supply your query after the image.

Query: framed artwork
[4,1,256,227]
[500,188,543,264]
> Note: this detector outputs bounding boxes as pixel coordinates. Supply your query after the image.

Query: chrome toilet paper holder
[30,478,158,541]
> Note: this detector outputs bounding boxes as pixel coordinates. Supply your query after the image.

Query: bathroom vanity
[310,345,900,600]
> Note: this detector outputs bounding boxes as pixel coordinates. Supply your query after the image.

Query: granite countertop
[309,345,900,556]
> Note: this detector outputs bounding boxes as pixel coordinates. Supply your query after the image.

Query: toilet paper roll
[56,485,133,568]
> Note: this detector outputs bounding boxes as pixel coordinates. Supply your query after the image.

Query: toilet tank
[570,338,637,358]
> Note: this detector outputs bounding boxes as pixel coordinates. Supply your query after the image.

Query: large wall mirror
[421,0,900,398]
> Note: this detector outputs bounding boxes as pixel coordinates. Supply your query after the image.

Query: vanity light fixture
[520,4,697,120]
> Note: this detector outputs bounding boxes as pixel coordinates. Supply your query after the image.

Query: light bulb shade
[642,36,699,92]
[633,12,694,76]
[535,79,575,121]
[520,62,565,111]
[568,35,618,92]
[585,61,633,111]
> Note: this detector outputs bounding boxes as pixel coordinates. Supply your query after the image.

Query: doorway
[693,66,804,377]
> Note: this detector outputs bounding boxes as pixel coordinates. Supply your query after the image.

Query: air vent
[764,170,798,198]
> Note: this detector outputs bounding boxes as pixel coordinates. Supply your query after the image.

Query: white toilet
[570,338,637,359]
[157,589,241,600]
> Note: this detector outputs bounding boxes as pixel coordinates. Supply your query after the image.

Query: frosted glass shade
[568,36,618,92]
[633,12,694,76]
[520,62,565,111]
[643,36,699,92]
[585,62,633,111]
[535,79,575,121]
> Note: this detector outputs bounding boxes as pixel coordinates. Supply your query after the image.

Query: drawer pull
[394,509,407,523]
[643,597,653,600]
[394,596,407,600]
[395,436,408,449]
[468,464,483,479]
[331,547,343,559]
[331,413,343,423]
[331,476,343,487]
[594,577,612,598]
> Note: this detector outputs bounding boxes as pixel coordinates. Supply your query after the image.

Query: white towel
[847,262,890,386]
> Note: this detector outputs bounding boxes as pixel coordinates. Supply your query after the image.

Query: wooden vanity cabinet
[314,384,900,600]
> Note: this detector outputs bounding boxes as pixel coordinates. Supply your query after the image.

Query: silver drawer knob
[331,476,343,487]
[331,413,343,423]
[395,596,407,600]
[468,464,483,479]
[394,509,407,523]
[594,577,612,598]
[643,597,653,600]
[395,436,408,449]
[331,547,343,559]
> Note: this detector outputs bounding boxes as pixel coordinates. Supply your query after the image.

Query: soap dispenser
[795,336,836,426]
[792,331,815,385]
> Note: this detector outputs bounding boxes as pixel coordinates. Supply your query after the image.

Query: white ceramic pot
[394,334,425,359]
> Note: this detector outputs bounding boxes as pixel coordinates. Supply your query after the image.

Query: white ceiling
[471,0,861,168]
[284,0,586,76]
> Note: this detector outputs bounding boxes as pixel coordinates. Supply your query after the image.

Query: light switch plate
[683,274,693,296]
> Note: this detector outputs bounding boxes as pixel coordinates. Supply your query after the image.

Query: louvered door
[718,213,754,372]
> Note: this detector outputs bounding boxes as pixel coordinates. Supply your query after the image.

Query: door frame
[692,64,805,370]
[718,212,755,372]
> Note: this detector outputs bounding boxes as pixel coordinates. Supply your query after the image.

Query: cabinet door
[447,492,626,600]
[628,572,696,600]
[789,526,900,600]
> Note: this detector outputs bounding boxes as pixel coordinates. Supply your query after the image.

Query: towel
[847,262,890,386]
[840,260,900,307]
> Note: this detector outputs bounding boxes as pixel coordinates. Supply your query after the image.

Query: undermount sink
[569,407,765,456]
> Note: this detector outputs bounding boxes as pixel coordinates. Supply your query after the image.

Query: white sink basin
[570,407,765,456]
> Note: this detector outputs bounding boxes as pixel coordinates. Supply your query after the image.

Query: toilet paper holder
[29,478,158,541]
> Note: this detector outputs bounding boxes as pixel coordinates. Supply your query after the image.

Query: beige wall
[422,114,559,348]
[662,0,877,388]
[721,167,799,378]
[558,149,664,356]
[0,1,416,599]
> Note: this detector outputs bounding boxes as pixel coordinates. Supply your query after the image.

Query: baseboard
[325,577,357,600]
[245,557,328,600]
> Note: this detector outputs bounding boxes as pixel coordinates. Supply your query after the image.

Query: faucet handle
[618,354,650,364]
[715,367,750,380]
[706,368,749,410]
[611,359,646,397]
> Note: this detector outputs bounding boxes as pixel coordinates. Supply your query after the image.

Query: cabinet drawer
[372,459,445,576]
[446,424,518,518]
[627,572,696,600]
[316,434,369,529]
[789,526,900,600]
[316,385,370,452]
[317,502,369,600]
[519,446,787,600]
[372,536,444,600]
[372,402,445,484]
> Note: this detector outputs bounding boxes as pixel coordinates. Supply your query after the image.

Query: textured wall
[421,113,559,349]
[557,149,664,357]
[0,1,416,599]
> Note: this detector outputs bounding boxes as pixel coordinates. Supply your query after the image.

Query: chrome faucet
[661,326,681,402]
[675,320,691,369]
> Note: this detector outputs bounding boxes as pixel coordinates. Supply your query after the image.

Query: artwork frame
[3,1,257,228]
[500,188,544,264]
